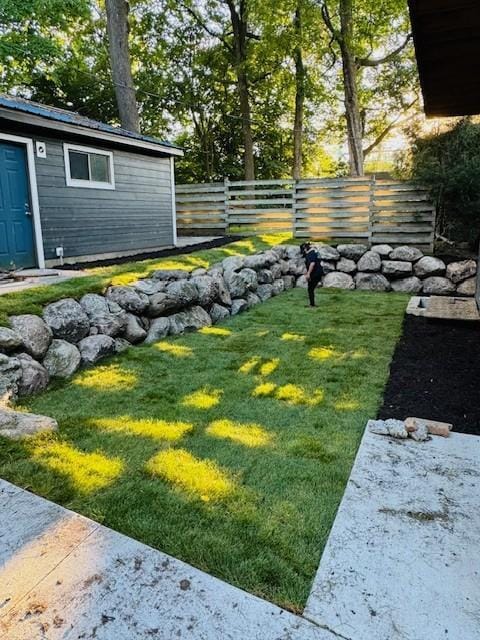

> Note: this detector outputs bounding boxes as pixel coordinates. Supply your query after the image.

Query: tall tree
[292,2,305,179]
[105,0,140,132]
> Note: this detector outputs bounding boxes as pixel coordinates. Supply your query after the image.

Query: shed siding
[30,134,174,260]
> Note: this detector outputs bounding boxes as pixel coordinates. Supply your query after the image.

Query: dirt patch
[378,315,480,435]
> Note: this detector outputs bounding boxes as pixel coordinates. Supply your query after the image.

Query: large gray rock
[336,258,356,274]
[244,254,268,271]
[257,269,274,285]
[169,306,211,334]
[286,258,305,277]
[80,293,109,318]
[381,260,413,277]
[256,284,274,301]
[124,314,147,344]
[323,272,355,290]
[42,339,81,378]
[89,312,125,337]
[224,271,247,298]
[145,317,170,343]
[246,292,261,307]
[355,272,391,291]
[210,303,230,323]
[283,244,301,260]
[390,277,423,293]
[357,250,382,273]
[222,256,244,273]
[337,244,368,260]
[414,256,446,278]
[151,269,187,281]
[9,314,52,360]
[211,274,232,306]
[190,275,218,306]
[114,338,131,353]
[456,277,476,296]
[296,275,308,288]
[316,244,340,261]
[132,279,166,295]
[263,249,281,266]
[231,299,249,315]
[272,279,285,296]
[106,286,150,314]
[0,354,21,400]
[78,335,116,365]
[422,276,455,295]
[279,260,291,275]
[239,268,258,291]
[148,292,179,317]
[282,275,296,289]
[270,263,282,280]
[165,280,199,307]
[271,245,289,259]
[371,244,393,257]
[0,327,23,353]
[389,246,423,262]
[17,353,49,396]
[0,408,57,440]
[446,259,477,284]
[43,298,90,344]
[320,261,336,275]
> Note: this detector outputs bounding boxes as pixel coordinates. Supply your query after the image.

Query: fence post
[368,176,376,246]
[224,177,230,235]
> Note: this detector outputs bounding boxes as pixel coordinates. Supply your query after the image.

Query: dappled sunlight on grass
[30,441,123,494]
[199,327,232,337]
[260,358,280,376]
[281,332,305,342]
[155,341,193,358]
[255,330,269,337]
[181,388,222,410]
[146,449,234,502]
[238,356,261,374]
[93,417,194,441]
[275,384,324,406]
[206,419,271,448]
[257,233,291,246]
[333,399,360,411]
[252,382,277,397]
[308,346,341,361]
[74,364,137,391]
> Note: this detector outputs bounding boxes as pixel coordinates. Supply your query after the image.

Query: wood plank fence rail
[175,177,435,250]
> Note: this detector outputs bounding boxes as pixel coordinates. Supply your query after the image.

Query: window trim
[63,143,115,190]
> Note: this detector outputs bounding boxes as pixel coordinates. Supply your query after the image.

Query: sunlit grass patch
[181,388,222,410]
[275,384,324,406]
[206,419,271,448]
[74,364,137,391]
[93,417,194,441]
[260,358,280,376]
[31,441,123,494]
[281,332,305,342]
[155,341,193,358]
[252,382,277,397]
[308,346,341,361]
[333,398,361,411]
[199,327,232,337]
[146,449,234,502]
[238,356,261,374]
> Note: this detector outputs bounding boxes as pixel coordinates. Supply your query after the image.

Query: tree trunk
[293,3,305,180]
[105,0,140,133]
[226,1,255,180]
[339,0,363,176]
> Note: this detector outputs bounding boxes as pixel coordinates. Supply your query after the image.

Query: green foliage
[398,119,480,245]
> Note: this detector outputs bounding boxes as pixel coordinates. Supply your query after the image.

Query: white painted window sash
[63,143,115,190]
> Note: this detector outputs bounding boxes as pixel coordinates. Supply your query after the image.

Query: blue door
[0,142,35,270]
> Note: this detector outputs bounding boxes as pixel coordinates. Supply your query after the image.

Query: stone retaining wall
[0,242,476,401]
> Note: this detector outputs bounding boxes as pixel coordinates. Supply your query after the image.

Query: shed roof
[0,94,183,156]
[408,0,480,117]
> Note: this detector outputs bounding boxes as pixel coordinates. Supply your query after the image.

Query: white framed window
[63,143,115,189]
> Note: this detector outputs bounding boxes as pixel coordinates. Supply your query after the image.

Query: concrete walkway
[0,269,87,296]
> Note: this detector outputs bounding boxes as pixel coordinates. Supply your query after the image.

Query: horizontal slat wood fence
[176,178,435,250]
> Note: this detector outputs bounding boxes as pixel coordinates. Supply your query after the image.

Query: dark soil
[68,236,242,270]
[378,315,480,435]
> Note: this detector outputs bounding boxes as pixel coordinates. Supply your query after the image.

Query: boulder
[211,274,232,306]
[446,259,477,284]
[145,317,170,343]
[390,277,423,293]
[286,258,305,277]
[151,269,187,281]
[389,246,423,262]
[238,268,258,291]
[190,275,218,306]
[191,268,207,277]
[456,277,476,296]
[0,408,57,440]
[80,293,109,318]
[283,245,301,260]
[231,299,249,315]
[422,276,455,295]
[320,261,336,275]
[0,354,21,400]
[224,271,248,298]
[244,254,268,270]
[355,272,390,291]
[132,279,166,295]
[210,303,230,323]
[282,275,296,289]
[43,298,90,344]
[107,300,125,315]
[357,250,381,273]
[371,244,393,257]
[9,314,52,360]
[124,314,147,344]
[78,335,116,365]
[381,260,413,277]
[165,280,199,307]
[169,306,211,334]
[296,275,308,288]
[89,326,99,336]
[222,256,244,273]
[246,292,261,307]
[114,338,131,353]
[316,244,340,261]
[337,244,368,261]
[17,353,49,396]
[148,292,179,317]
[270,263,282,279]
[336,257,356,274]
[0,327,23,353]
[257,269,274,285]
[323,272,355,290]
[414,256,446,278]
[42,339,81,378]
[272,245,289,259]
[256,284,274,301]
[263,249,281,266]
[106,286,149,314]
[89,312,125,337]
[279,260,291,275]
[272,279,285,296]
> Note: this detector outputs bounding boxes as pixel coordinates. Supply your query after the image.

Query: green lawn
[0,235,290,326]
[0,288,407,611]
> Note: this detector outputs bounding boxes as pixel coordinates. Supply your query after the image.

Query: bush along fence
[0,243,476,408]
[175,177,436,251]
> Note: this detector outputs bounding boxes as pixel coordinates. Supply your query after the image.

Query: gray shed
[0,95,183,270]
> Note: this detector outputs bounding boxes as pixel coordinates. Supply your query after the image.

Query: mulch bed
[378,315,480,435]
